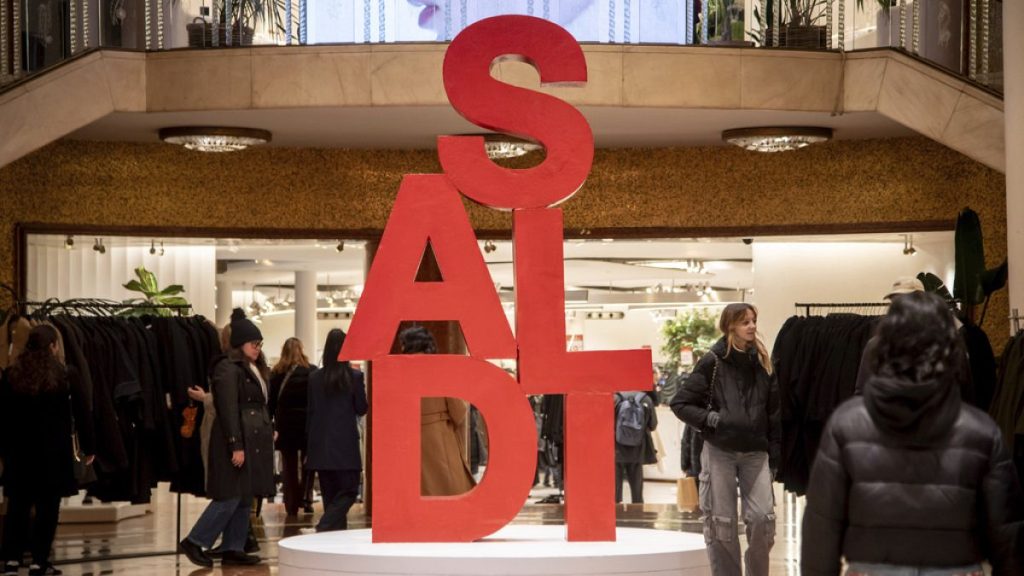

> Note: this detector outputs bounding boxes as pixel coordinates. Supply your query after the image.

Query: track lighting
[93,238,106,254]
[336,240,345,253]
[150,240,157,255]
[160,241,165,256]
[483,240,497,254]
[64,235,74,250]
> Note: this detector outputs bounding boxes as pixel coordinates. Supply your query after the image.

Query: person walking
[670,303,780,576]
[614,390,657,503]
[1,325,94,576]
[179,309,274,567]
[802,291,1024,576]
[306,329,367,532]
[269,337,315,517]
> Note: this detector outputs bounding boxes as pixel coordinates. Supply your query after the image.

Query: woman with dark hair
[306,328,367,532]
[802,291,1023,576]
[400,326,476,496]
[671,303,780,576]
[1,325,94,576]
[269,337,316,517]
[179,309,273,568]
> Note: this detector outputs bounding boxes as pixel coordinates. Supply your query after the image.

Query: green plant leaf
[158,296,190,307]
[916,272,954,301]
[981,260,1008,296]
[134,266,160,296]
[158,284,186,297]
[123,279,146,292]
[953,208,986,306]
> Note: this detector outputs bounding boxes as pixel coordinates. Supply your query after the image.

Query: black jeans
[315,470,361,532]
[615,462,644,504]
[1,490,62,566]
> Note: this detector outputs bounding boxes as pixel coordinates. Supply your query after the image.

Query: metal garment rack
[794,302,890,317]
[9,297,194,566]
[1011,308,1023,334]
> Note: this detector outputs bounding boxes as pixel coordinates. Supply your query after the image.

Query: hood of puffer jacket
[862,373,961,446]
[709,337,760,367]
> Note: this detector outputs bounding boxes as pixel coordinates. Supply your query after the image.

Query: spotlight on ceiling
[159,126,272,153]
[160,241,165,256]
[483,240,497,254]
[64,235,74,250]
[150,240,157,255]
[93,238,106,254]
[336,240,345,253]
[903,234,917,256]
[722,127,833,153]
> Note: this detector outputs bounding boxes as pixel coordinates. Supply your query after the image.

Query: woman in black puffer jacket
[802,292,1024,576]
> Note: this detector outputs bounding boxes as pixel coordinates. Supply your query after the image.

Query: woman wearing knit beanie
[179,309,275,567]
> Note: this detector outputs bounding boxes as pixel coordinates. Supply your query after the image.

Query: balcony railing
[0,0,1003,95]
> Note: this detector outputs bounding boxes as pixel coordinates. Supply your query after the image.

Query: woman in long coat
[306,329,367,531]
[1,325,94,576]
[179,309,273,568]
[269,337,315,517]
[399,326,475,496]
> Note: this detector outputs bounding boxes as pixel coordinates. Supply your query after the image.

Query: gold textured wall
[0,136,1009,346]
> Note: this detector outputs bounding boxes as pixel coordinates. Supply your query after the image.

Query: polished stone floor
[32,480,803,575]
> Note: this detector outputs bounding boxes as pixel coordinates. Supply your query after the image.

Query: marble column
[294,270,318,351]
[215,280,233,327]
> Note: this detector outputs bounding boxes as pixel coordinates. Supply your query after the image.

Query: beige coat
[420,397,476,496]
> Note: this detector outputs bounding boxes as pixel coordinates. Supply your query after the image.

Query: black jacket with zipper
[802,373,1024,576]
[670,337,781,470]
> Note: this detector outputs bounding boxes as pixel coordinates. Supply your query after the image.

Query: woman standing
[670,303,780,576]
[269,337,315,517]
[179,309,274,567]
[306,329,367,532]
[1,325,94,576]
[399,326,476,496]
[802,292,1023,576]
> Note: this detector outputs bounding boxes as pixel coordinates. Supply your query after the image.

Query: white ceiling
[32,232,951,297]
[68,107,917,149]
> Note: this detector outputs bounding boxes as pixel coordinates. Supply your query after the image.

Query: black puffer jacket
[802,374,1024,576]
[670,338,781,470]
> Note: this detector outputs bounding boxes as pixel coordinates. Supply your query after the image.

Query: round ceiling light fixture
[722,127,833,153]
[159,126,272,153]
[460,134,542,159]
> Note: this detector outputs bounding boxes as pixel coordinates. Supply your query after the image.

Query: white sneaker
[2,560,19,576]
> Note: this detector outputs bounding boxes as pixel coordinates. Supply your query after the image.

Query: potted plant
[656,309,719,404]
[121,266,191,317]
[187,0,288,48]
[757,0,828,48]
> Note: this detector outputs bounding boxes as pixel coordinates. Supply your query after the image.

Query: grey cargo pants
[699,441,776,576]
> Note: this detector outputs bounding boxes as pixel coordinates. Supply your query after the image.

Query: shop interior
[15,228,955,562]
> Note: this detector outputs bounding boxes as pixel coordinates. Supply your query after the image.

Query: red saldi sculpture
[340,14,652,543]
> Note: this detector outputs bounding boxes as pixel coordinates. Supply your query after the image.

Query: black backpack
[614,392,647,447]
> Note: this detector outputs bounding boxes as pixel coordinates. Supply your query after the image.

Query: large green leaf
[134,266,160,296]
[123,279,147,293]
[916,272,954,301]
[953,208,986,306]
[157,296,191,307]
[158,284,186,297]
[981,260,1008,296]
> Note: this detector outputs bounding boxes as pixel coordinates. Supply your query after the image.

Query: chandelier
[159,127,272,153]
[466,134,542,159]
[722,127,832,153]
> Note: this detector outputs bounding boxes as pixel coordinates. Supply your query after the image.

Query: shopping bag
[677,476,699,512]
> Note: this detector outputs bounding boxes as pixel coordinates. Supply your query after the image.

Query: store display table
[279,525,709,575]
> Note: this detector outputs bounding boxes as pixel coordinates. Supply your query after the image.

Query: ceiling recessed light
[722,127,832,153]
[159,127,272,152]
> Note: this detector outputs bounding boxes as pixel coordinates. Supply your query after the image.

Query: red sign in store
[340,15,652,543]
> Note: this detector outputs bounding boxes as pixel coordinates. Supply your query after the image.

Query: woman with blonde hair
[269,337,316,517]
[670,303,780,576]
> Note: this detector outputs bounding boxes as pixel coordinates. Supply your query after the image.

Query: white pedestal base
[279,525,709,576]
[59,502,149,524]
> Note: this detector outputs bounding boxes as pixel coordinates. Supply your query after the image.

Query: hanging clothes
[990,331,1024,486]
[771,313,879,495]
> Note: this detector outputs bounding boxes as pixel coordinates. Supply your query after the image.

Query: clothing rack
[794,302,890,317]
[3,297,194,568]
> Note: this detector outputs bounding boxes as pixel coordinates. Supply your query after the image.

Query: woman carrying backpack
[614,390,657,503]
[670,303,780,576]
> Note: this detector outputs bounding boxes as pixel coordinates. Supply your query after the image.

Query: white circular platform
[278,525,709,575]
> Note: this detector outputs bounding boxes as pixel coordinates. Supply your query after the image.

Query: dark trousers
[280,448,307,516]
[315,470,361,532]
[615,462,644,504]
[1,490,62,566]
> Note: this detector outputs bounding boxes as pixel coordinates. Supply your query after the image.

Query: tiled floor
[28,480,802,575]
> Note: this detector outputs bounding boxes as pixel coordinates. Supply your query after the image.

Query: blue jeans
[846,563,984,576]
[186,498,250,552]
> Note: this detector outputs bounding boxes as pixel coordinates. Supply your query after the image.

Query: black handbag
[69,393,96,486]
